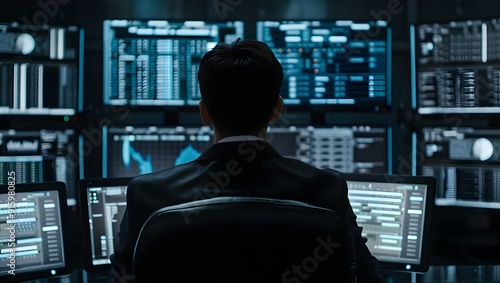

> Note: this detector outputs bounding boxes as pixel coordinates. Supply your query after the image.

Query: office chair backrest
[132,196,357,283]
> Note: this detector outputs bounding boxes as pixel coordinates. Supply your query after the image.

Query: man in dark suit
[108,39,384,282]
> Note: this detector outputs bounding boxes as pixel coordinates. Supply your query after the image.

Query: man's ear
[269,96,284,122]
[199,99,212,126]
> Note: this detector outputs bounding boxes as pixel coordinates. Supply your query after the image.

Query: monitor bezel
[0,181,73,282]
[78,177,132,273]
[341,173,436,273]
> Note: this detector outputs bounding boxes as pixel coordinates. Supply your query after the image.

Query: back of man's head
[198,39,283,135]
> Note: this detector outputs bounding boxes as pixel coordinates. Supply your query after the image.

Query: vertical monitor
[103,126,214,178]
[78,177,131,272]
[0,23,83,115]
[103,19,244,106]
[0,182,72,282]
[343,173,436,273]
[257,20,391,111]
[268,125,390,173]
[418,127,500,209]
[412,18,500,114]
[0,129,79,206]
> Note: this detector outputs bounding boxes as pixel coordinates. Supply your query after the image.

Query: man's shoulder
[129,162,202,186]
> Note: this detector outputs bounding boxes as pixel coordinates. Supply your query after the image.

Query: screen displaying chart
[104,125,389,177]
[103,126,214,177]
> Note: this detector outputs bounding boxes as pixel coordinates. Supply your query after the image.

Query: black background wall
[1,0,500,274]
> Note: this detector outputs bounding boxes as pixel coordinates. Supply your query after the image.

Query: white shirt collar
[217,135,264,143]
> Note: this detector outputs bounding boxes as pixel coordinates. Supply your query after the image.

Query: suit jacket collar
[197,141,281,161]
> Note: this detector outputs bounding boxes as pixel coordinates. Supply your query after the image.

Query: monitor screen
[103,19,244,106]
[103,125,389,178]
[418,127,500,209]
[256,20,391,111]
[0,22,83,115]
[0,181,72,282]
[103,126,214,178]
[411,18,500,114]
[343,173,436,273]
[0,129,79,206]
[268,125,389,173]
[78,177,131,272]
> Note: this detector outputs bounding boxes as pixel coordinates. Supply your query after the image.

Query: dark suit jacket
[108,140,384,282]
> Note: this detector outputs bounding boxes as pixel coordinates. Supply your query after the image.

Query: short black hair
[198,39,283,134]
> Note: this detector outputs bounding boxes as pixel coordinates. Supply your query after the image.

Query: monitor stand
[411,272,417,283]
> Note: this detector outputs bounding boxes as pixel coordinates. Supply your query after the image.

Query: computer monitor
[256,20,391,111]
[103,19,244,106]
[78,177,131,273]
[0,129,79,206]
[411,18,500,114]
[103,126,214,178]
[103,125,389,177]
[0,181,72,282]
[268,125,390,173]
[343,173,436,273]
[418,127,500,209]
[0,22,83,115]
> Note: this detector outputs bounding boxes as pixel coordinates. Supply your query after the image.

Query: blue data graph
[107,127,213,178]
[174,144,202,166]
[122,137,153,174]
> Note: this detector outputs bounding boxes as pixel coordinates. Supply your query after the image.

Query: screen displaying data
[418,127,500,208]
[257,20,390,110]
[344,174,433,272]
[412,18,500,114]
[268,125,389,173]
[0,186,67,278]
[83,183,128,266]
[0,129,79,205]
[103,20,244,106]
[103,126,214,177]
[0,23,83,115]
[104,125,389,177]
